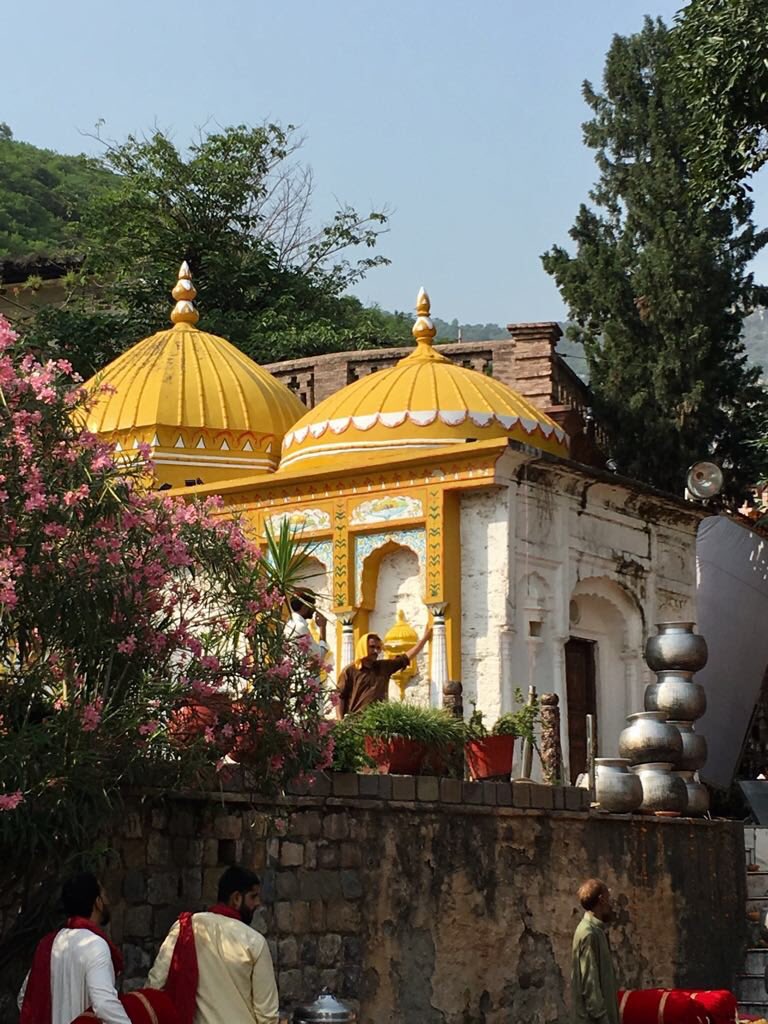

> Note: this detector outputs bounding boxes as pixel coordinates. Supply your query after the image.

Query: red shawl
[20,917,124,1024]
[163,904,242,1024]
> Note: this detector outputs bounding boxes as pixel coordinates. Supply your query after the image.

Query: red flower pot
[465,734,515,780]
[364,736,427,775]
[167,694,231,746]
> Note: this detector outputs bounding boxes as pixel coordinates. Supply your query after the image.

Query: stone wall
[0,777,745,1024]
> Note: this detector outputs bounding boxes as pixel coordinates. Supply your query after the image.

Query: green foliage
[0,126,114,261]
[463,690,539,746]
[354,701,465,748]
[329,717,373,773]
[3,123,412,374]
[671,0,768,198]
[262,518,322,610]
[542,17,768,506]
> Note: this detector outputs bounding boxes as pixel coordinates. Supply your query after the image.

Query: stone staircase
[737,827,768,1018]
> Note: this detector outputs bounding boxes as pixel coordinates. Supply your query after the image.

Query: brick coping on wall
[148,771,724,827]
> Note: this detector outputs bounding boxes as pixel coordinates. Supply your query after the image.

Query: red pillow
[681,989,738,1024]
[618,989,708,1024]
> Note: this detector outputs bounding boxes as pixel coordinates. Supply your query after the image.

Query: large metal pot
[595,758,643,813]
[293,991,357,1024]
[674,770,709,815]
[644,672,707,722]
[666,721,707,771]
[618,711,683,766]
[645,622,708,673]
[631,762,688,814]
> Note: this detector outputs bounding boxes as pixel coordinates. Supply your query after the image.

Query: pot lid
[293,991,357,1023]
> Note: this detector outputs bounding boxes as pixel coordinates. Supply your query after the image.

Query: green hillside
[0,124,114,263]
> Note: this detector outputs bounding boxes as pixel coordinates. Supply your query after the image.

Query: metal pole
[519,685,537,780]
[586,713,596,802]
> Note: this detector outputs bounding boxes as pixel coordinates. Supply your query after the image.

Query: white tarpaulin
[696,515,768,789]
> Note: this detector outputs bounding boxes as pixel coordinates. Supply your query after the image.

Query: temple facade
[85,265,704,781]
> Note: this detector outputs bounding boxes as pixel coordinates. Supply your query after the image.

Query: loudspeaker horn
[686,461,724,500]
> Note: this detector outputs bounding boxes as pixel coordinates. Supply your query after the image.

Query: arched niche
[296,554,332,611]
[367,546,429,705]
[564,577,644,781]
[355,529,426,609]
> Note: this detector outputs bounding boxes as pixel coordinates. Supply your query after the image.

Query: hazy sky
[6,1,767,327]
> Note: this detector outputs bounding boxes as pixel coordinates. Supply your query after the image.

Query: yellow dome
[85,263,306,487]
[280,288,568,470]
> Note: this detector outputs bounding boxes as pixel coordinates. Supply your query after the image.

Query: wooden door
[565,637,597,785]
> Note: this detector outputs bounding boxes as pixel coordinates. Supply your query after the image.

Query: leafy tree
[0,126,114,262]
[542,17,768,505]
[671,0,768,198]
[20,124,412,373]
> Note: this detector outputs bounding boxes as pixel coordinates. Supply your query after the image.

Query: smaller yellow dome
[384,609,419,648]
[280,288,568,469]
[85,263,306,487]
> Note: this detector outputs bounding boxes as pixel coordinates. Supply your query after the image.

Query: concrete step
[748,872,768,898]
[735,973,768,1001]
[745,948,768,974]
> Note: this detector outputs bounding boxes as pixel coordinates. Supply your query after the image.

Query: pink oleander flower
[0,791,24,811]
[80,698,103,732]
[117,635,137,655]
[138,721,160,737]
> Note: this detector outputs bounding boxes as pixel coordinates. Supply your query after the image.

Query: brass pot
[618,711,683,766]
[645,622,708,673]
[666,721,707,772]
[674,770,709,816]
[644,672,707,722]
[631,762,688,814]
[595,758,643,814]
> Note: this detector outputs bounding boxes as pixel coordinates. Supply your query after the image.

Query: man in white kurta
[148,866,278,1024]
[18,873,130,1024]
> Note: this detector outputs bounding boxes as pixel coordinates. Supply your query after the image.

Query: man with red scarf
[148,865,278,1024]
[18,871,130,1024]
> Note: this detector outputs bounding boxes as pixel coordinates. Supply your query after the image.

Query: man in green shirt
[571,878,619,1024]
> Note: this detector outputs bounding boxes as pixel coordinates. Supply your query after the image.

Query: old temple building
[85,264,705,783]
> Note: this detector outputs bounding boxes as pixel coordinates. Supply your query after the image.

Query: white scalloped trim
[282,410,567,451]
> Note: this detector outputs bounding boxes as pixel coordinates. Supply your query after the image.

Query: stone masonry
[0,775,745,1024]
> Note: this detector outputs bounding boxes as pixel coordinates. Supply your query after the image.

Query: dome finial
[170,261,200,326]
[412,286,436,350]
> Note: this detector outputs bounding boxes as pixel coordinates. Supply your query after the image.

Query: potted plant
[356,701,465,775]
[464,691,539,780]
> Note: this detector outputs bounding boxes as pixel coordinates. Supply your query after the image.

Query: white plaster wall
[458,454,699,776]
[296,555,335,684]
[368,547,429,705]
[459,489,511,721]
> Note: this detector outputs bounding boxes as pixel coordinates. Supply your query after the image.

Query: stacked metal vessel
[595,622,709,816]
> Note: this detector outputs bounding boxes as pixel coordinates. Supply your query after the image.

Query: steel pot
[293,991,357,1024]
[595,758,643,813]
[618,711,683,766]
[631,762,688,814]
[674,770,709,816]
[644,672,707,722]
[666,721,707,772]
[645,622,708,673]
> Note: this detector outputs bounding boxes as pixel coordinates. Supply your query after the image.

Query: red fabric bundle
[681,989,738,1024]
[71,988,179,1024]
[618,989,708,1024]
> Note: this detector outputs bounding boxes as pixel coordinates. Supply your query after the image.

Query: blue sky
[5,1,766,327]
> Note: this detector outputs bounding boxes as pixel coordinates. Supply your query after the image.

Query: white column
[340,614,356,670]
[427,603,448,708]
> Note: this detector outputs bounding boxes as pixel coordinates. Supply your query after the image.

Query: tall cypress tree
[542,17,768,506]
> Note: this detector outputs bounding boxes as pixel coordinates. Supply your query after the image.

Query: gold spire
[412,286,436,349]
[170,261,200,326]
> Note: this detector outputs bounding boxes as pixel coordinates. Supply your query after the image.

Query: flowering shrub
[0,314,332,874]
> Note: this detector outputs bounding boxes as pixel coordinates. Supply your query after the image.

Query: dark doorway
[565,637,597,785]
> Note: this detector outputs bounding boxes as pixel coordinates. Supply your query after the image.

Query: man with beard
[18,871,130,1024]
[571,878,619,1024]
[148,865,278,1024]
